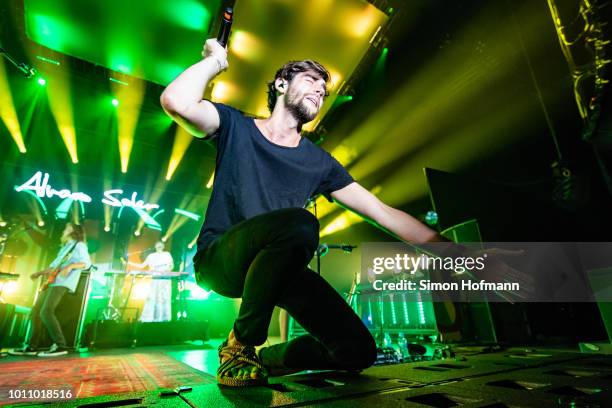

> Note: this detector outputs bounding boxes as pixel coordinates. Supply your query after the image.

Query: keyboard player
[125,241,174,322]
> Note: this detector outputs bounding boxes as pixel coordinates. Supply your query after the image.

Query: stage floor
[2,340,612,407]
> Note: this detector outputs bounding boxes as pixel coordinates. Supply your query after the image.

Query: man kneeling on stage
[161,39,449,386]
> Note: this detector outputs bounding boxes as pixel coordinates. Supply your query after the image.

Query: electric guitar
[30,267,62,291]
[31,242,77,291]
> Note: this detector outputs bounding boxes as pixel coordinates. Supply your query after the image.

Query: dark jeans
[195,208,376,372]
[29,286,68,348]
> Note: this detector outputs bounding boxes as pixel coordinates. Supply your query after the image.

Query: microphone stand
[312,197,321,275]
[309,195,358,276]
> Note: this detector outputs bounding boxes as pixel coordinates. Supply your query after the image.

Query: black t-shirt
[196,102,354,252]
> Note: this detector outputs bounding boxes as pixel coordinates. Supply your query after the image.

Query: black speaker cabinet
[83,320,209,349]
[84,320,138,349]
[135,320,209,346]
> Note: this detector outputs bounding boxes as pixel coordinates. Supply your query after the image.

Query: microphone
[317,243,357,256]
[217,7,233,47]
[340,244,357,253]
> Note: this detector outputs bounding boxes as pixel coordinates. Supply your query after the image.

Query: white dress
[140,251,173,322]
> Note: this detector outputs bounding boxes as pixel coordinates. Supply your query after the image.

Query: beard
[285,88,319,124]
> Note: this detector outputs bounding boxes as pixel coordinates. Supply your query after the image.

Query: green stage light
[111,98,119,107]
[55,198,73,219]
[151,209,165,219]
[14,188,48,215]
[332,94,354,109]
[36,56,60,66]
[37,77,46,86]
[174,208,201,221]
[109,77,129,86]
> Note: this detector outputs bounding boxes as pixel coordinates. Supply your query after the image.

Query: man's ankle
[226,329,238,346]
[225,329,247,348]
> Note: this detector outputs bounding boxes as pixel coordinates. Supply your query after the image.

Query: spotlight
[0,221,6,227]
[37,77,46,86]
[111,98,119,107]
[161,236,167,243]
[132,282,149,300]
[4,280,18,295]
[104,225,111,232]
[134,230,141,236]
[37,220,45,227]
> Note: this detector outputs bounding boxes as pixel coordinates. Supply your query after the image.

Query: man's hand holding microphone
[202,38,229,74]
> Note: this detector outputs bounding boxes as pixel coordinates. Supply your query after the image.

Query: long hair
[68,223,85,242]
[266,60,330,113]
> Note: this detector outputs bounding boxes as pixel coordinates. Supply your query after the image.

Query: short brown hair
[266,60,330,113]
[69,223,85,242]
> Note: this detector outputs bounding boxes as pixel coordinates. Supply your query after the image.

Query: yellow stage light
[103,204,112,232]
[211,81,239,103]
[187,234,198,250]
[112,78,145,174]
[3,281,18,295]
[230,30,264,62]
[0,59,27,153]
[320,211,361,237]
[331,144,358,167]
[165,127,193,180]
[206,172,215,189]
[43,57,79,164]
[319,186,381,236]
[340,2,547,207]
[342,6,381,39]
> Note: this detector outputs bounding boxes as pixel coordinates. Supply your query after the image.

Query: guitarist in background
[9,222,91,357]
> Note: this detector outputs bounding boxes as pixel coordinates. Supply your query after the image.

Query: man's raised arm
[160,39,228,138]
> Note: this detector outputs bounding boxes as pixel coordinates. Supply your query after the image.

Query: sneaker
[8,346,38,356]
[37,344,69,357]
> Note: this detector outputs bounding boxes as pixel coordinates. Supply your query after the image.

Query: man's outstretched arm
[160,39,227,138]
[330,182,449,244]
